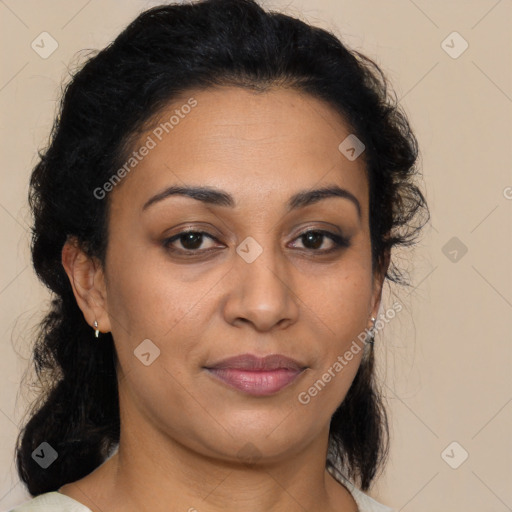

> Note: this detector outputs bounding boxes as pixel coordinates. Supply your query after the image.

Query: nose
[222,239,300,332]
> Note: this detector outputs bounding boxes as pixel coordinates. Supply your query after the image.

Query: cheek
[104,243,215,336]
[294,268,371,416]
[294,257,372,404]
[305,260,374,342]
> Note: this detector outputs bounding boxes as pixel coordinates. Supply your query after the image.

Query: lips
[204,354,307,396]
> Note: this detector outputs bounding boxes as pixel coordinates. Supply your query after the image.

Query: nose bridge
[224,233,299,331]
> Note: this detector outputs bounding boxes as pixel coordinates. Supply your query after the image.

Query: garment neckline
[326,463,372,510]
[54,490,93,511]
[52,468,379,512]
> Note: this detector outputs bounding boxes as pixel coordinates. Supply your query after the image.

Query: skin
[60,86,388,512]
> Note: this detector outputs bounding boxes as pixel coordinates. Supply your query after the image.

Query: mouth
[204,354,307,397]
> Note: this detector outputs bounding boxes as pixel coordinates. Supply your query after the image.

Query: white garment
[9,471,395,512]
[327,465,396,512]
[8,492,92,512]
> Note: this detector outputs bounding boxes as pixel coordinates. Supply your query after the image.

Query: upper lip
[205,354,306,371]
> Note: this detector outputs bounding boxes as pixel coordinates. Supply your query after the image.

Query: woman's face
[98,86,384,463]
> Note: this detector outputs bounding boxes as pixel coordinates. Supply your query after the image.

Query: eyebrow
[142,184,361,219]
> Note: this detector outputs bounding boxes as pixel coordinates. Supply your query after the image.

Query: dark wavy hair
[15,0,428,497]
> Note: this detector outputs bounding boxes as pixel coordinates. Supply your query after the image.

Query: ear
[369,249,390,321]
[61,237,111,335]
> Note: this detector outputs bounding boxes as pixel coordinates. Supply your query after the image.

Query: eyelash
[162,229,350,256]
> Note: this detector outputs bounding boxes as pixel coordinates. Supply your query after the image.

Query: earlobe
[61,237,111,334]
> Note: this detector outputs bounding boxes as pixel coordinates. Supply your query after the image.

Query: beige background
[1,1,511,511]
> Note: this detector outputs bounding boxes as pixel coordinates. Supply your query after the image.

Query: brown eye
[179,232,204,250]
[301,231,323,249]
[290,230,350,253]
[163,231,219,253]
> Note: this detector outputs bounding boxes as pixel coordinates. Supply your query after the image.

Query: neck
[70,422,357,512]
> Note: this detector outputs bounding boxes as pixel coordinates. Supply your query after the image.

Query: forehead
[108,86,369,217]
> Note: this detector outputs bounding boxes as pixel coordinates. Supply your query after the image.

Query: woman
[11,0,428,510]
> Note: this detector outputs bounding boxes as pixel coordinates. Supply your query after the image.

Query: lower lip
[206,368,304,396]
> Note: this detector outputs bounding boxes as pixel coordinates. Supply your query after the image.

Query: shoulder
[348,486,396,512]
[8,492,93,512]
[327,464,396,512]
